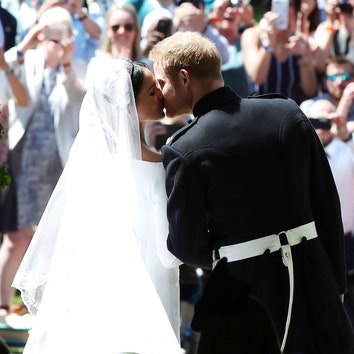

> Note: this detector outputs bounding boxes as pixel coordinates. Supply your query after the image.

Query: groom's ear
[179,68,190,86]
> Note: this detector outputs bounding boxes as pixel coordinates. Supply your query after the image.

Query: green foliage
[0,165,11,189]
[0,123,11,189]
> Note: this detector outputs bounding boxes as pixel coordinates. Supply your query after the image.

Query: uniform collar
[166,87,241,146]
[193,86,241,119]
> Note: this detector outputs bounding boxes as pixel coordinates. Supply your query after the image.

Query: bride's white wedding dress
[12,60,182,354]
[14,159,181,354]
[132,160,180,337]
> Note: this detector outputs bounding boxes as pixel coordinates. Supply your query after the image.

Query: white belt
[212,221,318,353]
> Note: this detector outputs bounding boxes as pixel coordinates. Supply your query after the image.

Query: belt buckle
[278,231,289,246]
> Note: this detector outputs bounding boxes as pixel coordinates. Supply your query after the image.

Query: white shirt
[326,138,354,234]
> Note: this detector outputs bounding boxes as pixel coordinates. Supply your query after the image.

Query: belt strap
[213,221,317,263]
[212,221,318,353]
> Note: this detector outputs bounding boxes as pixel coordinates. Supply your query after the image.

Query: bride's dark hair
[121,57,148,99]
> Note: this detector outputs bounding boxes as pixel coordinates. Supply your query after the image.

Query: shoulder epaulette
[166,118,198,145]
[247,93,288,100]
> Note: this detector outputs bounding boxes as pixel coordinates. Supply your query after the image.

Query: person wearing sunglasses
[241,0,320,104]
[300,56,354,137]
[84,3,141,89]
[326,71,353,82]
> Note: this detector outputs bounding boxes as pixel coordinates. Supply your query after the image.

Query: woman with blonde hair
[85,3,142,89]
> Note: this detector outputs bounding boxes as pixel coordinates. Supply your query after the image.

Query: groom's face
[153,62,192,118]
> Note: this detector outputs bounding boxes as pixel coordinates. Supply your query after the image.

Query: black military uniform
[162,86,354,353]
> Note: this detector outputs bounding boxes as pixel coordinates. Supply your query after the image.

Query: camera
[337,0,353,13]
[43,25,67,42]
[229,0,249,7]
[229,0,242,7]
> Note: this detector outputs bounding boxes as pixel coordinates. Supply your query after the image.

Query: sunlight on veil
[12,60,182,354]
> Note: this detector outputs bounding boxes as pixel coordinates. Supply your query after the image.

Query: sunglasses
[326,72,353,82]
[111,23,135,32]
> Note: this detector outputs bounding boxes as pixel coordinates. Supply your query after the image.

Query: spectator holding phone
[241,0,320,103]
[127,0,175,25]
[0,6,85,327]
[210,0,255,97]
[140,8,173,58]
[173,0,229,64]
[34,0,103,82]
[314,0,354,73]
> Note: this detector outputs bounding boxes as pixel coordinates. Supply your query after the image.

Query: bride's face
[135,68,165,121]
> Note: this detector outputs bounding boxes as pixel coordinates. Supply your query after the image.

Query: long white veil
[13,60,182,354]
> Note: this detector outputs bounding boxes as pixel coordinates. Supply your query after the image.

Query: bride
[12,58,182,354]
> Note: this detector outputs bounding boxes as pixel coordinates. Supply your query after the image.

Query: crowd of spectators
[2,0,354,353]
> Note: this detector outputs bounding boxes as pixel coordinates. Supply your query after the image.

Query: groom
[149,31,354,354]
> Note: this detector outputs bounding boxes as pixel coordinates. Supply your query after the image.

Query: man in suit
[0,3,17,51]
[149,31,354,354]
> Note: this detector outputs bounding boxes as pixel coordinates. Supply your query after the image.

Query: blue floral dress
[13,67,62,228]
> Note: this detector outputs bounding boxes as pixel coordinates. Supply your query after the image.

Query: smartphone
[308,118,332,131]
[43,25,67,41]
[157,18,172,37]
[271,0,289,30]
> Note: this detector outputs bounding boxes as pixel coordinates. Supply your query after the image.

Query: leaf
[0,165,11,189]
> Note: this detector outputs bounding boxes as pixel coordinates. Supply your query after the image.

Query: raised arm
[0,48,28,107]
